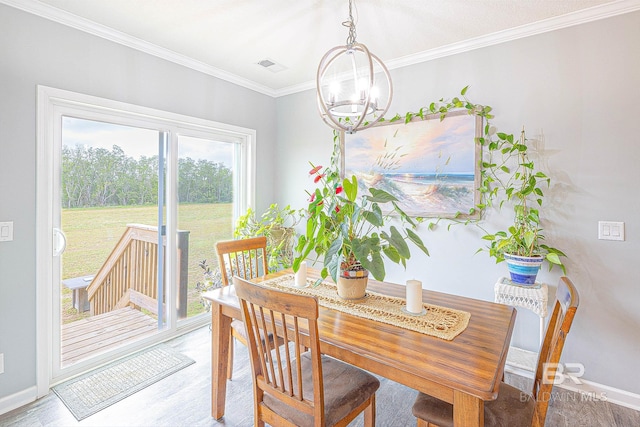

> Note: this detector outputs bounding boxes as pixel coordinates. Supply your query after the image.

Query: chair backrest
[531,276,580,426]
[233,276,325,425]
[215,236,269,286]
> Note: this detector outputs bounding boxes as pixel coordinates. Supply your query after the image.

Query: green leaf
[405,112,413,123]
[523,231,536,249]
[343,176,358,201]
[406,228,429,256]
[325,235,343,265]
[383,245,401,263]
[352,239,371,266]
[546,252,562,265]
[362,208,383,227]
[366,188,398,203]
[325,255,340,283]
[368,251,385,281]
[388,226,410,259]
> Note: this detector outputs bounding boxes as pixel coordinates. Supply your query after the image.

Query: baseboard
[0,386,38,416]
[505,346,640,411]
[504,346,537,376]
[557,378,640,411]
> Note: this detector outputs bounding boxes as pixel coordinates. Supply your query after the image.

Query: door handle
[53,228,67,256]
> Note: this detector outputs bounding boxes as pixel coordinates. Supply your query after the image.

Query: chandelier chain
[342,0,357,46]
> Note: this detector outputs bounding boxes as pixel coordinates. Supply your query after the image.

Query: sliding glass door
[37,86,255,389]
[176,134,236,319]
[53,116,168,378]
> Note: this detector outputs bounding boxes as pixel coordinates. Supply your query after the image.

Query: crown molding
[0,0,278,97]
[382,0,640,73]
[275,0,640,97]
[3,0,640,98]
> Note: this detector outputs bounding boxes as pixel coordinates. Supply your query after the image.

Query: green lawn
[61,203,234,323]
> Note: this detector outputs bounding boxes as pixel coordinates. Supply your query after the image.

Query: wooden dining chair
[412,276,580,427]
[234,276,380,427]
[216,236,270,380]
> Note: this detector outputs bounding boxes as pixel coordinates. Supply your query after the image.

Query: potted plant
[195,259,223,312]
[293,162,429,299]
[235,203,303,271]
[479,127,566,284]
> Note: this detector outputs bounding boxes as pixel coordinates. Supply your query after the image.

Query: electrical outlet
[0,353,4,374]
[0,222,13,242]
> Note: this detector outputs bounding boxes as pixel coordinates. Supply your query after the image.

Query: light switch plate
[598,221,625,241]
[0,222,13,242]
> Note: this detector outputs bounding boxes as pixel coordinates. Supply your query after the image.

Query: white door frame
[36,86,256,395]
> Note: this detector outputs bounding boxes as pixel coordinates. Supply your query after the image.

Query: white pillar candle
[295,261,307,287]
[406,279,423,314]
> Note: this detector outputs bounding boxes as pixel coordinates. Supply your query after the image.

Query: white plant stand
[494,276,548,373]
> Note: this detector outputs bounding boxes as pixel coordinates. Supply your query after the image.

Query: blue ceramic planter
[504,253,544,285]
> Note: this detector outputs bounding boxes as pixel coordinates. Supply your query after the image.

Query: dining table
[203,268,516,427]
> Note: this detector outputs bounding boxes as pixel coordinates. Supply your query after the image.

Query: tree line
[62,145,233,208]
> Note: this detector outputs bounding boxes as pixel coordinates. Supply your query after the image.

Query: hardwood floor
[1,325,638,426]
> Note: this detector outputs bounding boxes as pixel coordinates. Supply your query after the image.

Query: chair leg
[227,336,234,380]
[363,394,376,427]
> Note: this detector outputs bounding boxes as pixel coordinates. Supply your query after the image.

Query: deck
[61,307,158,366]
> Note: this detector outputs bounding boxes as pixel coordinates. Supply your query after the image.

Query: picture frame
[341,110,482,219]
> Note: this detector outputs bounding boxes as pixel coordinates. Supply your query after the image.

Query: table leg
[453,390,484,427]
[211,302,231,419]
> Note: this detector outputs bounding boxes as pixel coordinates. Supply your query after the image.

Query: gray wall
[1,1,639,406]
[276,11,640,394]
[0,4,276,400]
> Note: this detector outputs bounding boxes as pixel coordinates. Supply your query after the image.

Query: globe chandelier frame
[316,0,393,134]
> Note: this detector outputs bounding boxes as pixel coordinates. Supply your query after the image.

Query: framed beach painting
[342,110,482,218]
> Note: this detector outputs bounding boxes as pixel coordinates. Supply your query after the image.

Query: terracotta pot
[336,268,369,299]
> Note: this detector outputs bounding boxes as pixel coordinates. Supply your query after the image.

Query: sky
[344,113,477,175]
[61,116,234,166]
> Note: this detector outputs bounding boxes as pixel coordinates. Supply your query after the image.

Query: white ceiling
[6,0,640,96]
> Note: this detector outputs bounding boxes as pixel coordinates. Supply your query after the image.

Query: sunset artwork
[343,111,481,218]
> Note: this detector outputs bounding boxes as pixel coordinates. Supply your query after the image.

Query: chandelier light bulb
[329,81,341,105]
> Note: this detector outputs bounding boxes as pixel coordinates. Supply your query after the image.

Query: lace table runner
[259,275,470,341]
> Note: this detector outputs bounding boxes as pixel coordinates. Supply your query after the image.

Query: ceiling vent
[256,58,286,73]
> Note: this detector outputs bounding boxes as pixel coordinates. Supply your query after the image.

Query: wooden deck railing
[86,224,189,318]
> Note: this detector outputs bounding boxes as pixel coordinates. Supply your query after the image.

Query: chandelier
[316,0,393,134]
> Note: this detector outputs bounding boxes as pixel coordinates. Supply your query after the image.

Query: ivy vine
[331,86,566,272]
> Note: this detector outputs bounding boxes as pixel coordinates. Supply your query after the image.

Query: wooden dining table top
[203,268,516,426]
